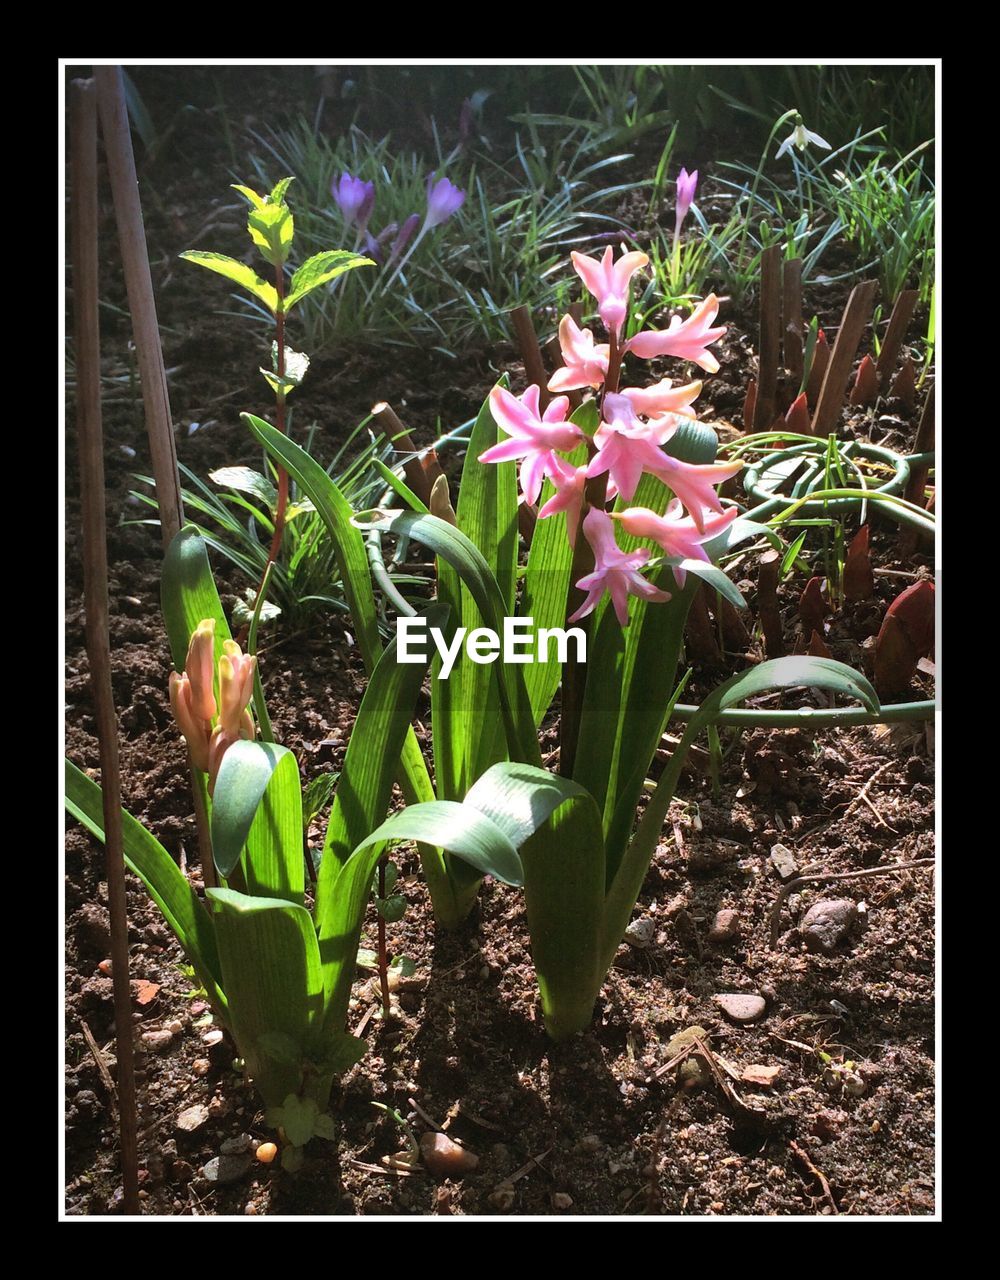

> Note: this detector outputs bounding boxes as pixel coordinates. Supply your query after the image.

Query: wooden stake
[782,258,803,384]
[683,583,721,665]
[810,280,877,437]
[758,551,784,658]
[370,401,440,506]
[70,78,140,1216]
[874,289,918,386]
[94,67,183,547]
[753,246,782,430]
[900,384,936,555]
[511,305,550,410]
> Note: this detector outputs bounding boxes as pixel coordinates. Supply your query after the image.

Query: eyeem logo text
[397,616,586,679]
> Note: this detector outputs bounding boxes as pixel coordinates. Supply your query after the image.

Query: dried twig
[789,1140,839,1214]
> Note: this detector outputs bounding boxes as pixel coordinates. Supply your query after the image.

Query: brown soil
[64,65,936,1217]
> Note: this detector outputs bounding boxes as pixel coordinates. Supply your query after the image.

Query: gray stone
[202,1154,252,1185]
[175,1104,209,1133]
[713,993,767,1024]
[221,1133,254,1155]
[800,899,858,954]
[769,843,798,879]
[624,917,655,949]
[707,909,740,945]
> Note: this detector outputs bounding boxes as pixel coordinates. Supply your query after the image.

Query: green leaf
[207,888,323,1108]
[231,183,266,211]
[284,250,374,311]
[314,608,447,1017]
[269,177,295,206]
[209,466,278,511]
[441,378,519,797]
[247,201,294,267]
[665,559,746,608]
[65,760,227,1017]
[267,1093,320,1147]
[160,525,233,671]
[179,251,279,313]
[302,772,338,832]
[210,742,304,903]
[376,894,406,922]
[353,509,540,771]
[261,346,310,397]
[352,802,524,886]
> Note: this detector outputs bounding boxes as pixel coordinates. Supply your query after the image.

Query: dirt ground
[63,65,936,1217]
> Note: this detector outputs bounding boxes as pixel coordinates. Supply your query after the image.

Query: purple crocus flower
[332,172,375,231]
[675,168,698,234]
[424,173,465,229]
[386,213,420,268]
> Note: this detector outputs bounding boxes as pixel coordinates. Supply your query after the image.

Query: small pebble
[202,1028,224,1047]
[140,1029,175,1053]
[713,993,766,1024]
[769,843,798,879]
[165,1019,183,1036]
[707,909,740,945]
[624,917,655,949]
[202,1154,252,1185]
[419,1131,479,1178]
[489,1186,515,1210]
[741,1064,782,1087]
[551,1192,574,1210]
[175,1103,209,1133]
[578,1134,602,1153]
[664,1026,708,1058]
[192,1059,211,1077]
[800,899,858,954]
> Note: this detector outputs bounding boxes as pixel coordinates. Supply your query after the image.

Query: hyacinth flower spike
[570,246,649,339]
[614,503,739,585]
[568,507,671,628]
[479,385,581,504]
[547,314,610,393]
[207,641,257,794]
[626,294,727,373]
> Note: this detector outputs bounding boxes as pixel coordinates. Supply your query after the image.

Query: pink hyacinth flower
[184,618,217,722]
[570,246,650,339]
[547,314,610,393]
[537,455,588,544]
[569,507,671,628]
[614,503,738,586]
[586,393,674,503]
[648,455,743,532]
[620,377,703,435]
[169,671,212,773]
[626,294,727,373]
[479,385,581,505]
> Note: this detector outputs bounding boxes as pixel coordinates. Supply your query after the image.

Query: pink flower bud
[184,619,217,722]
[169,671,211,773]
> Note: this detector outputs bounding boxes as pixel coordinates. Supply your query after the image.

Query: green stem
[735,109,798,278]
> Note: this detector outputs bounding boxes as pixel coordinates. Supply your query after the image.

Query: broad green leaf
[209,467,278,510]
[520,786,606,1042]
[179,251,279,313]
[606,657,880,970]
[247,201,294,266]
[707,517,783,558]
[353,801,524,885]
[439,378,517,797]
[210,742,303,903]
[260,346,310,397]
[302,772,338,833]
[208,887,324,1107]
[284,251,374,312]
[354,509,540,771]
[65,760,227,1017]
[160,525,233,671]
[521,406,595,725]
[664,559,747,608]
[269,177,295,206]
[314,608,447,1008]
[463,761,594,852]
[231,183,266,210]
